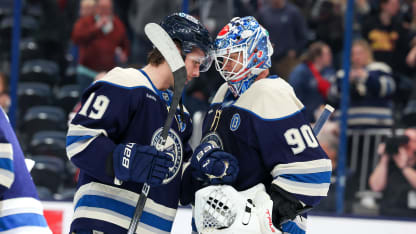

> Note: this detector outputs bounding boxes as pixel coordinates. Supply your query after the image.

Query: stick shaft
[313,104,334,135]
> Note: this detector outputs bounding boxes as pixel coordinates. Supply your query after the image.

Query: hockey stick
[127,23,187,234]
[313,104,334,135]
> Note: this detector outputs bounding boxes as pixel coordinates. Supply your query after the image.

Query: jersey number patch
[284,124,318,155]
[79,92,110,119]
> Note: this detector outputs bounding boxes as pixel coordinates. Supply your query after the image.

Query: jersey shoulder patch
[95,67,156,93]
[234,78,304,119]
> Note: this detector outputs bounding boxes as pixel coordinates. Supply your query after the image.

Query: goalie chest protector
[201,77,327,192]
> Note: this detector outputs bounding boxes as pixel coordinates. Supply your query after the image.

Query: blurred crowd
[0,0,416,219]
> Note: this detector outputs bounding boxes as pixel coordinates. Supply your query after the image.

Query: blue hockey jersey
[66,67,193,233]
[198,77,332,233]
[329,62,395,128]
[0,108,51,234]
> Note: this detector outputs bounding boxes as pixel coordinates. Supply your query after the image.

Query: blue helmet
[160,12,214,72]
[213,16,273,96]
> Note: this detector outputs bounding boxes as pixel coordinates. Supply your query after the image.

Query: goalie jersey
[66,67,193,233]
[0,108,51,233]
[198,76,332,233]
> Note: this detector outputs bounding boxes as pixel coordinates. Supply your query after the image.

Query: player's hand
[191,142,239,184]
[113,143,174,186]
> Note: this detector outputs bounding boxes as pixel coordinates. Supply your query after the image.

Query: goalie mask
[160,12,214,72]
[214,16,273,97]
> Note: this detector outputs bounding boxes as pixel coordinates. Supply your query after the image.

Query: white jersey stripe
[273,177,330,196]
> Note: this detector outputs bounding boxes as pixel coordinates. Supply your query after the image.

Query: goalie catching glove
[112,143,174,186]
[191,142,239,184]
[194,184,282,234]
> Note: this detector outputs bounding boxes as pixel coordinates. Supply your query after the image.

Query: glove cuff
[113,143,137,182]
[270,184,304,226]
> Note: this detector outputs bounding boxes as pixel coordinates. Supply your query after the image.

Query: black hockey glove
[190,142,239,185]
[112,143,174,186]
[270,184,312,226]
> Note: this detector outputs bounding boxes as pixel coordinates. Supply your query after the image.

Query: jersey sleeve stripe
[0,158,13,172]
[66,124,108,159]
[0,143,14,188]
[66,135,94,146]
[276,171,331,184]
[271,159,332,176]
[0,143,13,159]
[0,213,48,231]
[0,170,14,188]
[0,197,45,217]
[282,218,306,234]
[272,177,330,196]
[0,197,50,233]
[73,182,176,233]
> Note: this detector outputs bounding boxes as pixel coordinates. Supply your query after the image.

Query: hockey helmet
[213,16,273,97]
[160,12,214,72]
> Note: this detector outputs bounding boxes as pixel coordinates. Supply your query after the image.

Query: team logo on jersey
[162,92,170,102]
[201,132,224,150]
[230,113,240,131]
[151,128,183,184]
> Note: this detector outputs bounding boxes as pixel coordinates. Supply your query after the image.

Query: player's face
[222,51,243,74]
[184,47,205,83]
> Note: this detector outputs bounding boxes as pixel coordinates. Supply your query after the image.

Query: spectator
[361,0,411,75]
[72,0,130,93]
[79,0,96,17]
[257,0,309,80]
[329,39,396,129]
[0,73,10,112]
[369,128,416,217]
[289,41,334,123]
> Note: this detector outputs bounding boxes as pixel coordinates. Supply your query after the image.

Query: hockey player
[66,13,213,233]
[189,16,332,233]
[0,107,51,233]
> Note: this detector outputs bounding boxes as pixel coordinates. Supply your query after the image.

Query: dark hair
[301,41,327,63]
[147,40,182,66]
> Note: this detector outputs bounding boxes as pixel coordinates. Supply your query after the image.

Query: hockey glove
[191,142,239,185]
[113,143,174,186]
[270,184,312,226]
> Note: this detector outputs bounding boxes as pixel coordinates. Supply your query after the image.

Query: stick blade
[144,23,185,72]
